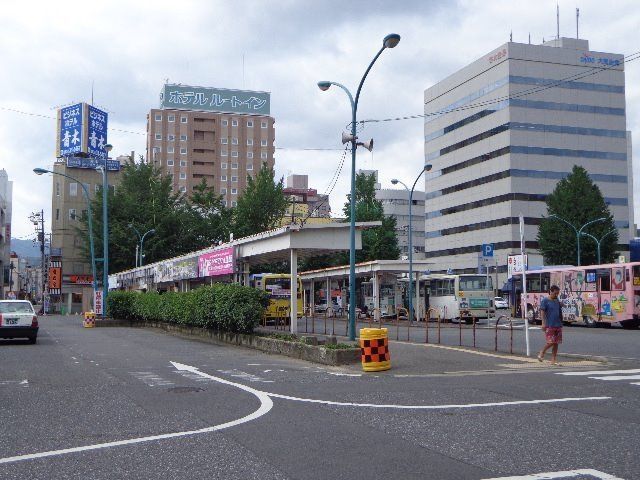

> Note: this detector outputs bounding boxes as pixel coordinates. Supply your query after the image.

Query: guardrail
[494,314,513,354]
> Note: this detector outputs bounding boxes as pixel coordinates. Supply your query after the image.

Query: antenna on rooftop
[91,80,94,105]
[556,2,560,39]
[528,32,531,44]
[510,30,513,42]
[576,8,580,38]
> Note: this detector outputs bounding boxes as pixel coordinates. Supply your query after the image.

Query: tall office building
[283,174,331,219]
[148,84,275,206]
[423,38,633,284]
[0,169,12,298]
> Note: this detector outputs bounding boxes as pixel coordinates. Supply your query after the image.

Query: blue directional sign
[87,105,108,159]
[482,243,494,258]
[58,103,83,157]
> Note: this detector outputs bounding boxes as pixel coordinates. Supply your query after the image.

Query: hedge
[106,284,270,334]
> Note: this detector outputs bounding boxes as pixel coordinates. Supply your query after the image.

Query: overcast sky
[2,0,639,240]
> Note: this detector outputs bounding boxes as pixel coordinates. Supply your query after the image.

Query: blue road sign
[482,243,494,258]
[87,105,108,159]
[59,103,83,157]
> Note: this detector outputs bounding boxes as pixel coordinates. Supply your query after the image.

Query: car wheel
[28,336,37,344]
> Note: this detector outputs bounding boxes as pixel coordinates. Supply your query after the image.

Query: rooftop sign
[56,103,109,158]
[160,84,270,115]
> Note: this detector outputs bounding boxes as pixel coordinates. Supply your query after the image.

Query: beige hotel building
[147,84,275,205]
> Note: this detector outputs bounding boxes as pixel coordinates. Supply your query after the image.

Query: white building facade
[423,38,633,285]
[0,169,13,298]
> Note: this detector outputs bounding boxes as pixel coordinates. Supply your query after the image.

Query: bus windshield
[459,275,492,291]
[264,277,291,297]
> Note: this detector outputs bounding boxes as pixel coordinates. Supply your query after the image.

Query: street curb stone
[94,319,361,366]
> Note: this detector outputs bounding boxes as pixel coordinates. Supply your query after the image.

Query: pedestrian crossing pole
[520,213,530,356]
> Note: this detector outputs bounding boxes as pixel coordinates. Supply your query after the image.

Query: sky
[1,0,639,241]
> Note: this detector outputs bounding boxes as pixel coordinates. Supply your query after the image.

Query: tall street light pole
[33,168,98,297]
[580,228,617,264]
[129,224,156,267]
[98,144,112,319]
[318,33,401,341]
[548,214,606,266]
[391,164,432,324]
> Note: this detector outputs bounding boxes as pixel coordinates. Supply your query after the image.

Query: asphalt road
[1,315,638,479]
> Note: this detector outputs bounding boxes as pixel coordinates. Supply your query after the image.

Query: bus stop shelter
[111,222,379,333]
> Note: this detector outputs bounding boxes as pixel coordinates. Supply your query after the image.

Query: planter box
[95,319,360,366]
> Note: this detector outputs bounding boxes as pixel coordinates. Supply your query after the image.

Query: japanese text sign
[198,248,234,277]
[160,84,270,115]
[87,105,108,159]
[58,103,83,157]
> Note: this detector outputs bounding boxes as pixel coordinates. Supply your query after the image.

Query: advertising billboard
[160,84,270,116]
[198,248,235,277]
[56,103,109,158]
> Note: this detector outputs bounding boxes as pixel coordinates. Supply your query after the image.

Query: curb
[94,319,360,366]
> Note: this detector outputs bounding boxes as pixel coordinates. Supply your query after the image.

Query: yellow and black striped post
[359,328,391,372]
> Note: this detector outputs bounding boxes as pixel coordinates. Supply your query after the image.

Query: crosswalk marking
[557,368,640,376]
[588,374,640,381]
[557,368,640,388]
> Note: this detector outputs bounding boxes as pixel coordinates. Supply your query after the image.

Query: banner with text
[198,248,234,277]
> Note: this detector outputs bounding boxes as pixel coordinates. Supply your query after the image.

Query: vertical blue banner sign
[58,103,83,157]
[87,105,108,159]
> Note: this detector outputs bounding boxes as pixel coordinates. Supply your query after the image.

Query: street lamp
[391,164,432,325]
[580,228,617,265]
[128,224,156,267]
[548,214,606,266]
[318,33,400,341]
[97,143,112,319]
[33,167,98,297]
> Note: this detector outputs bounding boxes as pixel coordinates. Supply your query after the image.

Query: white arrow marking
[0,362,272,465]
[482,468,623,479]
[588,374,640,381]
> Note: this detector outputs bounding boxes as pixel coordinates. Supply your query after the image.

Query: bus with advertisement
[420,273,494,323]
[257,273,303,322]
[513,262,640,329]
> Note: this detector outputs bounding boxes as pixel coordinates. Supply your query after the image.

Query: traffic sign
[507,254,528,278]
[482,243,494,258]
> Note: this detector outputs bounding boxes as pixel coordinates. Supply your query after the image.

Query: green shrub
[107,284,266,334]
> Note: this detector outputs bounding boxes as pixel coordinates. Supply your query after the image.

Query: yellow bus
[260,273,303,321]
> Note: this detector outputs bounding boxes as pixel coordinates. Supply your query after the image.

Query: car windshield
[0,301,34,314]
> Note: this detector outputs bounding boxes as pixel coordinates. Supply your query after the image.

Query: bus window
[597,269,611,292]
[459,275,492,291]
[541,273,550,293]
[526,274,541,293]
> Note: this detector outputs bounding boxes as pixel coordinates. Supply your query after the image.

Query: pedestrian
[537,285,563,365]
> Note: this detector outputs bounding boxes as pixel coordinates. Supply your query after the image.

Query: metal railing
[494,315,514,354]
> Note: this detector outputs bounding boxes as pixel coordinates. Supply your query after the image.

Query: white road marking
[216,369,273,383]
[631,383,640,386]
[557,368,640,376]
[266,393,610,410]
[0,380,28,387]
[327,372,362,377]
[130,372,174,387]
[0,362,273,465]
[0,363,612,466]
[482,468,623,479]
[588,374,640,381]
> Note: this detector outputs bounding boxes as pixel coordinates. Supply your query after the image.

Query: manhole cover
[167,386,205,393]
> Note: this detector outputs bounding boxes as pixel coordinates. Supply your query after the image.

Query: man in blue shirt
[537,285,563,365]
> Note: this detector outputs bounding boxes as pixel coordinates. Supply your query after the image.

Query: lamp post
[97,144,112,319]
[33,168,98,297]
[391,164,432,324]
[548,214,606,266]
[580,228,617,265]
[318,33,400,341]
[129,224,156,267]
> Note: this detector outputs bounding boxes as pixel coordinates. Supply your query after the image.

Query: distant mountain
[9,238,42,262]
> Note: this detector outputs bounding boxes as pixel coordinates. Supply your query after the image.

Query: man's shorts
[545,327,563,344]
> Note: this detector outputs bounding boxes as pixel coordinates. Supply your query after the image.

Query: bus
[259,273,303,321]
[514,262,640,329]
[420,274,494,322]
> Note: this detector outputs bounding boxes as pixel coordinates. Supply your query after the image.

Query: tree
[342,172,401,263]
[232,163,289,238]
[537,165,618,266]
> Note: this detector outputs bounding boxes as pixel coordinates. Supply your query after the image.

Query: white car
[494,297,509,309]
[0,300,39,344]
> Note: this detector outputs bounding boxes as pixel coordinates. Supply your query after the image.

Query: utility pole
[29,210,47,313]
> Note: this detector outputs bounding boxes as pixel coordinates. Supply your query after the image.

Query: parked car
[494,297,509,309]
[0,300,39,343]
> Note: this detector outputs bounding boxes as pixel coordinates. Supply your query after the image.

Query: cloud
[1,0,639,240]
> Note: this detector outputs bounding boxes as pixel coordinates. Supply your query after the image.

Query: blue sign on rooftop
[58,103,83,157]
[87,105,108,159]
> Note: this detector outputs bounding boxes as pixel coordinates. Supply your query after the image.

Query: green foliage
[106,284,268,333]
[232,163,289,238]
[341,172,401,263]
[537,165,618,265]
[79,157,231,275]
